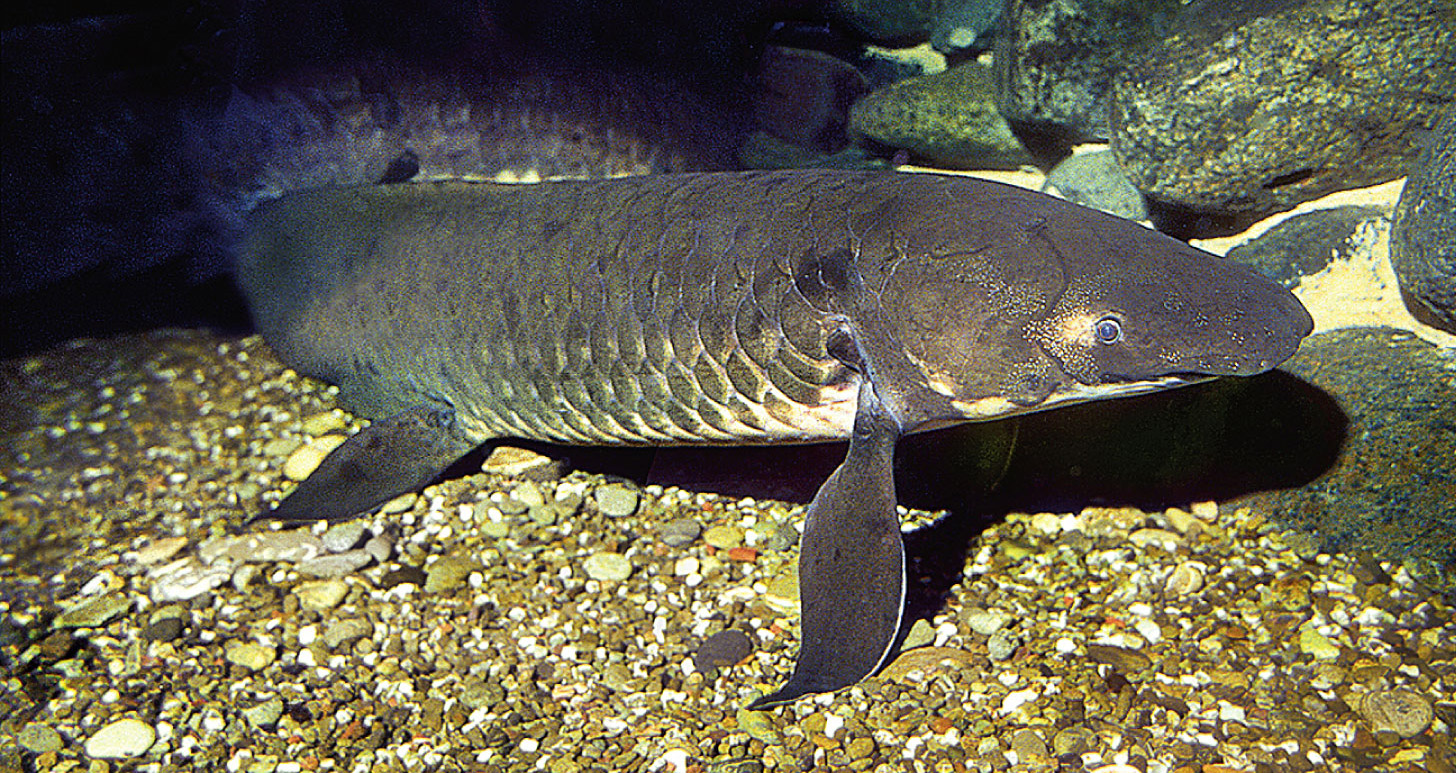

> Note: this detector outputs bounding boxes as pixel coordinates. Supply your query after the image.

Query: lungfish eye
[1094,316,1123,344]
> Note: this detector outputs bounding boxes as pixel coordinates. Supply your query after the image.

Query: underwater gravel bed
[0,330,1451,772]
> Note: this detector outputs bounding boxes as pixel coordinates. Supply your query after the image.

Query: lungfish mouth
[944,373,1206,424]
[1039,373,1207,411]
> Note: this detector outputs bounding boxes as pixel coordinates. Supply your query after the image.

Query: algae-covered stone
[998,0,1182,141]
[1111,0,1455,216]
[1390,108,1455,334]
[225,640,277,672]
[16,723,63,754]
[424,555,483,593]
[1243,328,1456,597]
[242,695,285,728]
[851,60,1031,169]
[55,593,130,628]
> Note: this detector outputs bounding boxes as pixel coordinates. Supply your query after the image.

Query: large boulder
[1110,0,1454,219]
[1390,108,1456,334]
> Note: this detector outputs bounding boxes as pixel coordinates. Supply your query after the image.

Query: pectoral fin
[748,380,905,709]
[251,406,476,524]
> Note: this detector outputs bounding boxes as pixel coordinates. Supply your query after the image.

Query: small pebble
[424,555,484,593]
[55,593,130,628]
[1165,562,1205,596]
[987,629,1017,661]
[225,641,277,672]
[364,533,394,563]
[528,503,558,526]
[1010,728,1048,759]
[300,410,347,435]
[17,723,63,754]
[143,615,184,642]
[148,559,230,603]
[130,536,188,565]
[322,521,367,552]
[1299,626,1342,660]
[482,446,561,479]
[847,736,876,759]
[594,483,641,517]
[553,490,584,516]
[1086,644,1151,673]
[241,696,284,728]
[294,578,350,611]
[965,609,1011,637]
[1191,500,1218,520]
[379,492,418,514]
[513,482,545,507]
[902,619,936,649]
[1052,726,1095,756]
[1162,507,1201,534]
[693,629,754,674]
[583,552,632,582]
[703,525,744,550]
[763,521,798,551]
[659,518,702,547]
[736,708,781,744]
[1128,527,1182,551]
[1358,687,1434,738]
[764,569,799,611]
[84,718,155,759]
[323,618,375,650]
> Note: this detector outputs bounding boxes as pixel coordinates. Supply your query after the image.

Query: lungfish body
[238,169,1312,707]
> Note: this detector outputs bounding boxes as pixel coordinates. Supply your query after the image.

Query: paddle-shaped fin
[748,379,906,709]
[251,406,475,524]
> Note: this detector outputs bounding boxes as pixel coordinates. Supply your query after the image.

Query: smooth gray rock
[594,482,641,518]
[693,629,755,676]
[830,0,937,43]
[658,518,702,547]
[1044,150,1148,221]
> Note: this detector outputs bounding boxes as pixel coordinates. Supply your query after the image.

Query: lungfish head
[864,177,1314,428]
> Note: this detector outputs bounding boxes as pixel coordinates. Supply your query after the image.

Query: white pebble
[1000,688,1039,714]
[84,718,155,759]
[823,713,844,737]
[1134,618,1163,644]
